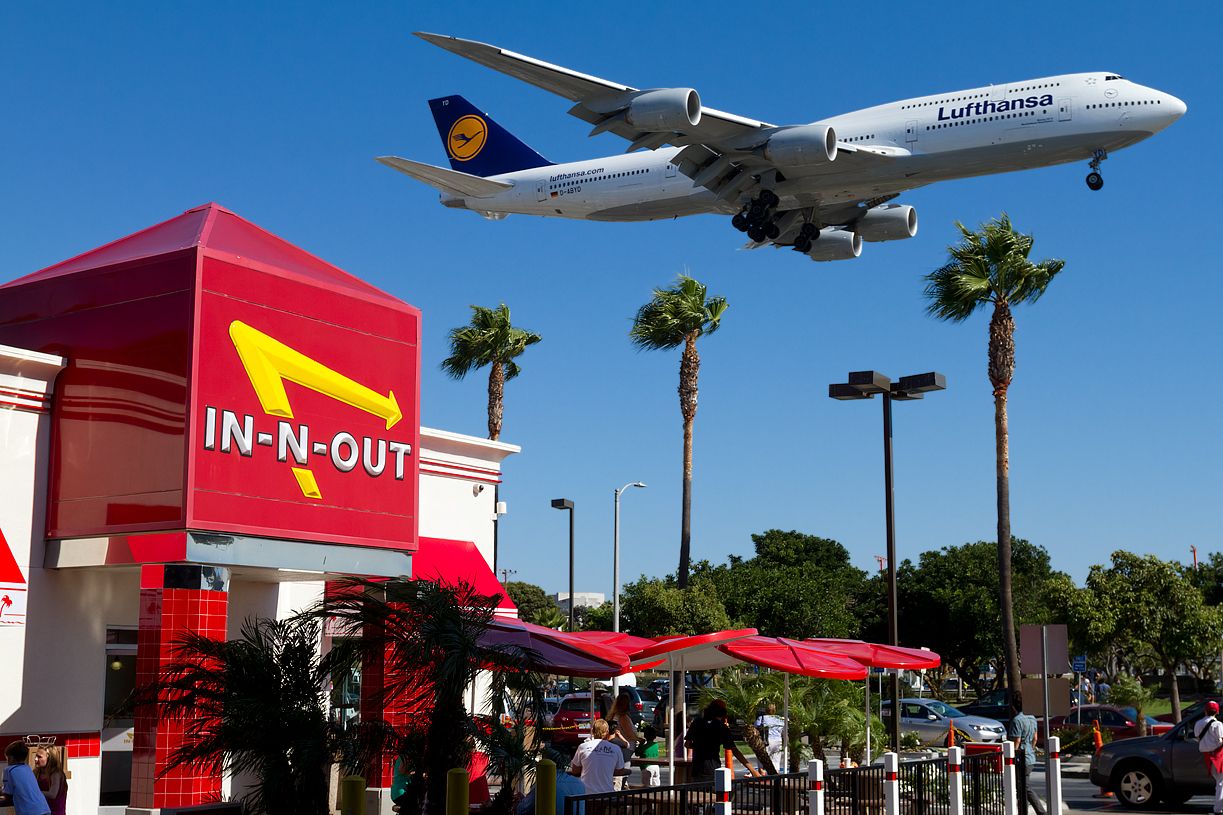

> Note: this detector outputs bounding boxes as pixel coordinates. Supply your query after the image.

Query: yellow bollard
[447,768,470,815]
[339,775,366,815]
[536,759,557,815]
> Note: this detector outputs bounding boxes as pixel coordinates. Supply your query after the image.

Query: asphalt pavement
[1041,765,1218,814]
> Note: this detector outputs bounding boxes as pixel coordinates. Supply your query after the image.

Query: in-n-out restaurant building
[0,204,521,815]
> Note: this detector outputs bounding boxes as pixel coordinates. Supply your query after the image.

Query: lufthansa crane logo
[447,114,487,161]
[202,321,412,502]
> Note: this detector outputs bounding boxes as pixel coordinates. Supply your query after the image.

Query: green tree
[1081,552,1222,722]
[577,601,614,632]
[923,214,1066,692]
[441,303,541,441]
[889,538,1067,694]
[630,274,728,588]
[531,604,566,630]
[1109,674,1158,735]
[698,531,868,638]
[147,617,345,815]
[618,575,731,637]
[504,581,558,626]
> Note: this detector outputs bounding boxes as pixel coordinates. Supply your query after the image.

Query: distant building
[555,591,606,613]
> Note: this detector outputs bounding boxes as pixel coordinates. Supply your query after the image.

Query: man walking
[1194,700,1223,814]
[1007,694,1047,815]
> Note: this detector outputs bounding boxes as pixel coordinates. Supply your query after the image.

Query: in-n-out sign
[201,321,413,500]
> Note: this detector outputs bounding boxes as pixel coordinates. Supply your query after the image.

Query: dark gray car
[1089,714,1215,808]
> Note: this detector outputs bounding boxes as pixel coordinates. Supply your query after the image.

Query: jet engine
[856,204,918,242]
[623,88,702,131]
[762,124,838,167]
[807,229,862,261]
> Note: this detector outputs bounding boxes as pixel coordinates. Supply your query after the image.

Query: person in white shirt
[1194,701,1223,814]
[569,719,625,794]
[754,703,785,774]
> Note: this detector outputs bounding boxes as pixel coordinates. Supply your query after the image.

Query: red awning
[413,536,516,614]
[720,637,869,679]
[488,615,632,677]
[804,638,940,670]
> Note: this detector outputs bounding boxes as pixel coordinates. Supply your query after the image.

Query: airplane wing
[375,156,512,198]
[414,32,770,149]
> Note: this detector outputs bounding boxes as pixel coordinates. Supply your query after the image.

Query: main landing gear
[732,190,781,242]
[793,222,820,254]
[1085,148,1107,191]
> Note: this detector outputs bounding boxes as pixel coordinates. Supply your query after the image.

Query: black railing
[563,779,715,815]
[962,751,1004,815]
[731,772,807,814]
[897,758,950,815]
[825,764,885,815]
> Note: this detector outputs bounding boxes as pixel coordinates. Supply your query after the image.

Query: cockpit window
[1105,75,1124,81]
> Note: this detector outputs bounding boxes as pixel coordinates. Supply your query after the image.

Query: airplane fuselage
[440,71,1184,222]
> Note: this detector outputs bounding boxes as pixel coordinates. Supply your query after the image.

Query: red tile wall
[0,733,101,759]
[131,586,228,810]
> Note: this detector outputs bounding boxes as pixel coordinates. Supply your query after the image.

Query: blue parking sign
[1072,655,1087,673]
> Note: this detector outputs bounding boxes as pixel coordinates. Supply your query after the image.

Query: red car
[1047,704,1173,743]
[548,692,610,747]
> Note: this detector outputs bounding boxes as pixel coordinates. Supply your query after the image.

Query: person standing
[754,703,785,774]
[2,742,51,815]
[569,719,625,794]
[1007,694,1047,815]
[32,747,67,815]
[1194,701,1223,814]
[684,700,758,781]
[607,691,638,762]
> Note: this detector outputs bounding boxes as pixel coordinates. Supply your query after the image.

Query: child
[3,741,51,815]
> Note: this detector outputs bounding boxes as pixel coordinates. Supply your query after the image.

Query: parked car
[540,697,561,729]
[881,698,1008,745]
[1049,704,1173,743]
[637,688,660,726]
[958,688,1012,724]
[1155,698,1222,724]
[1090,714,1215,807]
[550,692,610,746]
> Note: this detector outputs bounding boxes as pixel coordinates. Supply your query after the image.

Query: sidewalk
[1059,755,1092,778]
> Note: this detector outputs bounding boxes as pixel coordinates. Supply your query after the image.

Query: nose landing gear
[1085,149,1108,191]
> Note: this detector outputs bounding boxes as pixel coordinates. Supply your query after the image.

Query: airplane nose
[1165,94,1187,118]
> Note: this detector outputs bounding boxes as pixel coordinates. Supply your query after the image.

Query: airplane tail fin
[428,94,553,177]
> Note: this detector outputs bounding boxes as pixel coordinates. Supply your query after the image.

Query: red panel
[0,733,102,759]
[414,537,514,610]
[187,262,420,551]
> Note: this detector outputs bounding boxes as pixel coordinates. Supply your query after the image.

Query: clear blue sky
[3,2,1219,604]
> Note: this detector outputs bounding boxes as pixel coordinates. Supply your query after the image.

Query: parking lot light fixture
[551,498,575,634]
[830,369,946,752]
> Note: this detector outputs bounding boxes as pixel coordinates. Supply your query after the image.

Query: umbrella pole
[668,656,675,786]
[782,673,790,773]
[864,677,871,765]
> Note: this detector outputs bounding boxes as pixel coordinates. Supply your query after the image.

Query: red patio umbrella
[806,638,941,763]
[720,637,869,680]
[487,615,632,678]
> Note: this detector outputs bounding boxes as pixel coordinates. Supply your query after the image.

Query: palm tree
[147,617,346,815]
[441,304,542,441]
[317,578,543,815]
[630,274,728,588]
[923,214,1065,693]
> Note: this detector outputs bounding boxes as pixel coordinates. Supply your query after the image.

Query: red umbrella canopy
[804,638,941,670]
[719,637,869,679]
[566,631,657,653]
[631,628,758,671]
[487,616,632,677]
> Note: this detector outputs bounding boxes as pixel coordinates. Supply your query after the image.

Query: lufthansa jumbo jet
[378,32,1186,261]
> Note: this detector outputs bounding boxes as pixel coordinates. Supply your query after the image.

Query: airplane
[377,32,1187,262]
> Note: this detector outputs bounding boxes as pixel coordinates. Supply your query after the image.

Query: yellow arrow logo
[228,321,404,500]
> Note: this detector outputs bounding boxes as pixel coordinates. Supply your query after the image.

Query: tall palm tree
[630,274,728,588]
[441,304,542,441]
[923,213,1065,693]
[147,617,346,815]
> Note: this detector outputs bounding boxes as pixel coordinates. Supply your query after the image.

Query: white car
[882,698,1007,745]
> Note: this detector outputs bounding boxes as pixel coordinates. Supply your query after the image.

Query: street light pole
[613,481,646,697]
[551,499,576,633]
[830,370,946,753]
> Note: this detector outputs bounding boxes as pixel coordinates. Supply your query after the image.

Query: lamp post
[613,481,646,697]
[830,370,946,752]
[551,498,576,633]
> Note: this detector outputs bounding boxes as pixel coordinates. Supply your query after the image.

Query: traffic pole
[1001,741,1018,815]
[714,768,733,815]
[1047,736,1063,815]
[948,746,964,815]
[808,759,824,815]
[1092,720,1113,798]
